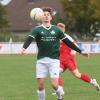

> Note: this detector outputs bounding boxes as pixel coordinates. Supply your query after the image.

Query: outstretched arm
[21,36,34,54]
[62,37,89,57]
[62,37,82,53]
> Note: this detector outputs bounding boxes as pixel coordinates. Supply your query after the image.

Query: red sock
[58,78,62,86]
[80,73,91,83]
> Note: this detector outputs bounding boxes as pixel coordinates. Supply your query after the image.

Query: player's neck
[42,22,51,28]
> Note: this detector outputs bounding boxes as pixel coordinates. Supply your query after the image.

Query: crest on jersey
[50,30,55,35]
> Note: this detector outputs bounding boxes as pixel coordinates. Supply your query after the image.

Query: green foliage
[59,0,100,38]
[52,13,66,25]
[91,0,100,17]
[0,4,8,31]
[0,32,29,42]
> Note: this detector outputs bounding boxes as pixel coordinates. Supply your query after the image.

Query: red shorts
[60,56,77,71]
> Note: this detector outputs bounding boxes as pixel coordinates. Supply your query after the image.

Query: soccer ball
[30,8,44,21]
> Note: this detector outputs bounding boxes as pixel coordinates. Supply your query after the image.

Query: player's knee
[38,81,45,90]
[59,68,63,74]
[38,85,44,90]
[73,72,81,78]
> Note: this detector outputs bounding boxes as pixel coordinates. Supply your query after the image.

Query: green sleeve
[57,28,66,40]
[30,27,38,38]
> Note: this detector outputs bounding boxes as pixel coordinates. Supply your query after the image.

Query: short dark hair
[42,7,53,15]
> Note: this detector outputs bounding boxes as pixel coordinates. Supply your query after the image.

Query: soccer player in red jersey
[57,23,100,93]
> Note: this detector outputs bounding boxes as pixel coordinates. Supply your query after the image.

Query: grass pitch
[0,55,100,100]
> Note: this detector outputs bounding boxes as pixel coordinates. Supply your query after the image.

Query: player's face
[42,11,52,23]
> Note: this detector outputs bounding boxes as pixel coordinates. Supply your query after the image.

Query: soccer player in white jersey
[21,7,89,100]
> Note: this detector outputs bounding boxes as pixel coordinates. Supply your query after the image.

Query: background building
[6,0,63,32]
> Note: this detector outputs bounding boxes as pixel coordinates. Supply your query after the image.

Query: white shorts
[36,57,60,78]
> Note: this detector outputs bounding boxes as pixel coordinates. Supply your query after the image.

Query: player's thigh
[49,59,60,78]
[36,61,48,78]
[67,58,77,71]
[60,60,68,72]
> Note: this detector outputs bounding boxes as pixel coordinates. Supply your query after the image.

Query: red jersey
[60,41,72,58]
[60,35,77,71]
[60,34,76,60]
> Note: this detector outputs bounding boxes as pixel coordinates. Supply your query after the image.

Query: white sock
[90,79,98,86]
[55,86,63,99]
[59,86,65,95]
[90,79,96,85]
[37,89,45,100]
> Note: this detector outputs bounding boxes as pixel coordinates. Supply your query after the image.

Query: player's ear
[50,15,52,21]
[49,12,52,20]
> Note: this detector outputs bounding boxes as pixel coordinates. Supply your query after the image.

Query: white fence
[0,42,38,54]
[0,42,100,54]
[78,42,100,54]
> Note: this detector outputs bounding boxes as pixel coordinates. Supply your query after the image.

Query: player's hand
[21,48,26,55]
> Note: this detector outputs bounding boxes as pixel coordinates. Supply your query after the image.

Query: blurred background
[0,0,100,54]
[0,1,100,100]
